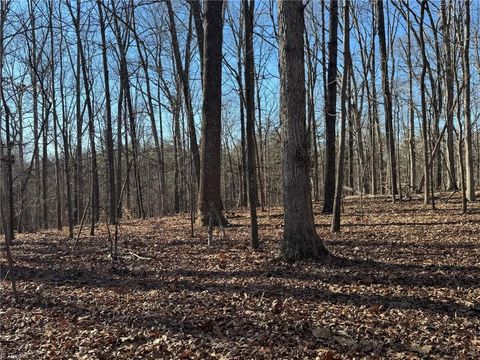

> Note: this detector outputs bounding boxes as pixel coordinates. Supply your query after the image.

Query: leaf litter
[1,195,479,359]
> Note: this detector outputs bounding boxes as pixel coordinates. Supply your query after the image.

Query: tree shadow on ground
[10,250,479,319]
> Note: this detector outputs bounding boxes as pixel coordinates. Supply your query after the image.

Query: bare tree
[97,0,117,224]
[322,0,339,214]
[463,0,475,201]
[244,0,259,249]
[376,0,398,201]
[331,0,350,233]
[278,0,329,261]
[197,0,228,226]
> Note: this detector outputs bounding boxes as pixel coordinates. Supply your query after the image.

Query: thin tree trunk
[441,0,457,190]
[97,0,117,224]
[244,0,259,250]
[331,0,350,233]
[406,10,416,192]
[322,0,338,214]
[49,1,62,230]
[376,0,397,200]
[463,0,475,201]
[166,1,201,185]
[419,0,430,205]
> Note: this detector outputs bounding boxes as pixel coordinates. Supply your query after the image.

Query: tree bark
[441,0,457,190]
[376,0,398,201]
[278,0,329,262]
[322,0,338,214]
[463,0,475,201]
[197,0,228,226]
[97,0,117,224]
[331,0,350,233]
[244,0,259,250]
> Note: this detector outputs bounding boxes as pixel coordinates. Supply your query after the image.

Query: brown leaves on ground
[1,194,480,359]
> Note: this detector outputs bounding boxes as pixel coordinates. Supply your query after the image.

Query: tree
[331,0,350,233]
[197,0,228,226]
[376,0,398,201]
[405,9,416,192]
[49,0,62,231]
[66,0,101,233]
[97,0,116,224]
[322,0,339,214]
[463,0,475,201]
[278,0,329,262]
[244,0,259,249]
[166,0,201,185]
[0,0,18,301]
[441,0,457,191]
[111,0,145,219]
[418,0,430,205]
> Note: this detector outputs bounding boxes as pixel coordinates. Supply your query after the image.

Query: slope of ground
[1,195,480,359]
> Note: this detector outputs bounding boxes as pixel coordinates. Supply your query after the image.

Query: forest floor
[1,194,480,359]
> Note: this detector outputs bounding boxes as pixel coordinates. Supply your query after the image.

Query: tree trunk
[97,0,117,224]
[463,0,475,201]
[376,0,397,200]
[244,0,259,250]
[406,10,416,192]
[49,0,62,230]
[331,0,350,233]
[278,0,329,262]
[166,1,201,185]
[419,0,430,205]
[322,0,338,214]
[111,2,145,219]
[441,0,457,190]
[29,1,41,230]
[197,0,228,226]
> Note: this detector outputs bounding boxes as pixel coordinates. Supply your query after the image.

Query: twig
[73,196,91,250]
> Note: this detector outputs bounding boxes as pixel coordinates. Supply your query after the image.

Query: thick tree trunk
[278,0,329,262]
[197,0,228,226]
